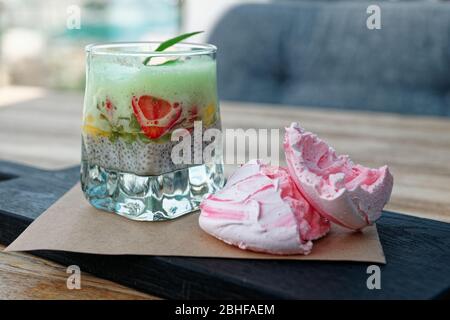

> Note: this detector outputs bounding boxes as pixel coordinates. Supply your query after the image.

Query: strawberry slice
[131,95,182,139]
[104,98,114,120]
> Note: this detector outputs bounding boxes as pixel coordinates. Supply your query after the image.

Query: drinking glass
[81,42,224,221]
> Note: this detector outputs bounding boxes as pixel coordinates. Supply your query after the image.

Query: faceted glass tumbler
[81,42,225,221]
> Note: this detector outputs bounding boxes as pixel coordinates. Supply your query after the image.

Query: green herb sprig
[143,31,204,66]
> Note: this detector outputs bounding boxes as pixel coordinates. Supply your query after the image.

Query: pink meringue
[199,160,330,255]
[284,123,394,230]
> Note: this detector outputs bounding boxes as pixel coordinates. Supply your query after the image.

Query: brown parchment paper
[5,184,385,263]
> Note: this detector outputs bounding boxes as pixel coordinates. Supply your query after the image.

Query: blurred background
[0,0,449,117]
[0,0,253,90]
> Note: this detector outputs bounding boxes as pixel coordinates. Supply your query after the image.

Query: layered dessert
[81,43,224,220]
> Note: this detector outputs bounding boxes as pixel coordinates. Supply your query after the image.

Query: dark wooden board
[0,160,449,299]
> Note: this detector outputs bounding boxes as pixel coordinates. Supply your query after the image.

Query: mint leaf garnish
[157,59,179,66]
[154,31,203,52]
[143,31,204,66]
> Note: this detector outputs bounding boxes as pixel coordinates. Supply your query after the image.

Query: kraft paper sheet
[6,184,386,263]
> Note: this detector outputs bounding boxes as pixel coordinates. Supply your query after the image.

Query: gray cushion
[209,2,450,116]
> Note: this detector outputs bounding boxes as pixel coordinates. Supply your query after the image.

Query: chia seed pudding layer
[82,122,221,176]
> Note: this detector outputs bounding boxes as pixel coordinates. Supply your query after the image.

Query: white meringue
[284,122,394,230]
[199,160,330,255]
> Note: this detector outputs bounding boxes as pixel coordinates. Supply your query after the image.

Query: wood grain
[0,244,156,299]
[0,86,449,299]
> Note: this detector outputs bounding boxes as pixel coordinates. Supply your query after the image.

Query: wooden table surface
[0,86,449,299]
